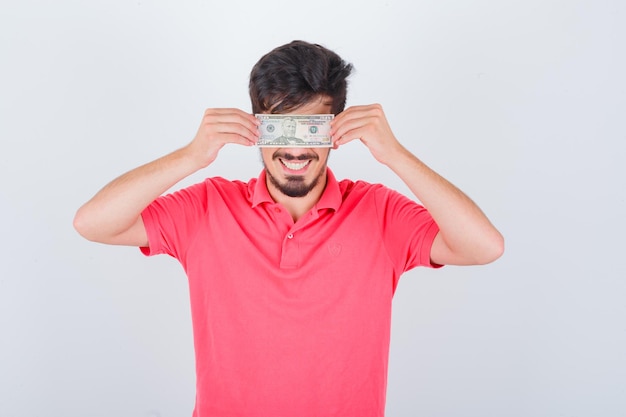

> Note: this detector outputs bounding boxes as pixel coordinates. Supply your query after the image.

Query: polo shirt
[140,168,440,417]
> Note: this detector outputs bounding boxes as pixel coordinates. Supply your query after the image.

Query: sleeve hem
[422,221,444,269]
[138,207,159,257]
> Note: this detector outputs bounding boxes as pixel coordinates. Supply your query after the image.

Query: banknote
[256,114,334,147]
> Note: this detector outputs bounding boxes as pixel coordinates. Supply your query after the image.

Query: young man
[74,40,503,416]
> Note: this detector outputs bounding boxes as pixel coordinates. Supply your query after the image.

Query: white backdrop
[1,0,625,416]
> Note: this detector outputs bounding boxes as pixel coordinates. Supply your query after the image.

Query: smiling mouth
[280,158,310,170]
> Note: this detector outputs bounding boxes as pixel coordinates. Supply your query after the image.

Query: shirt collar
[250,170,274,208]
[250,168,342,212]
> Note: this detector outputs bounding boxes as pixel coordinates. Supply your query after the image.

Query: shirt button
[287,233,294,239]
[274,207,281,213]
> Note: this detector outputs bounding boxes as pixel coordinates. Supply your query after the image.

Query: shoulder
[334,179,390,212]
[205,176,249,189]
[203,177,252,199]
[163,177,251,204]
[337,178,424,212]
[338,178,388,198]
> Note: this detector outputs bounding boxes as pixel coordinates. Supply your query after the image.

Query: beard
[263,150,328,198]
[266,171,322,197]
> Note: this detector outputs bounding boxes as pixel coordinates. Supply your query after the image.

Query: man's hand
[330,104,404,166]
[74,108,260,246]
[330,103,503,266]
[187,108,260,168]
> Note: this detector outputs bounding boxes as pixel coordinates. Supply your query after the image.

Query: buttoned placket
[275,206,322,270]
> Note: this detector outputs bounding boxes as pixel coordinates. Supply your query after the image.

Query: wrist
[380,142,412,168]
[179,141,214,171]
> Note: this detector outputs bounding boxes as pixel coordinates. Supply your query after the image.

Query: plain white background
[1,0,624,416]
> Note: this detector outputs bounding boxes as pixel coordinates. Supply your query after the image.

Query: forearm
[74,145,201,243]
[386,146,504,265]
[74,108,260,245]
[331,104,503,265]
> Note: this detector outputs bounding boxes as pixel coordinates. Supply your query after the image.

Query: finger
[331,107,360,127]
[227,133,257,147]
[205,108,257,120]
[202,115,260,140]
[331,116,372,144]
[331,104,381,125]
[215,132,257,147]
[333,134,361,147]
[215,122,260,143]
[331,109,377,138]
[203,111,260,129]
[203,109,261,136]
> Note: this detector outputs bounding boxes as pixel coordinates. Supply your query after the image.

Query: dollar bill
[256,114,334,147]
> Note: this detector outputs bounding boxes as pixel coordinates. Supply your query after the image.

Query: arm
[330,104,504,266]
[73,108,260,246]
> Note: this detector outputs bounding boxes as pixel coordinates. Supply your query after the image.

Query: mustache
[272,151,319,161]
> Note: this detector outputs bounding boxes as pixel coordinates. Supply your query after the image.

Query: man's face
[261,96,333,199]
[283,119,297,138]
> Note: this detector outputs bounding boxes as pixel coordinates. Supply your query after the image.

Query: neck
[267,176,327,222]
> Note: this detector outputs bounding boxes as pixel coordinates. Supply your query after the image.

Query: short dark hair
[249,40,353,115]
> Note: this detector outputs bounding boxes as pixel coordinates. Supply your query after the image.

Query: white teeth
[281,159,309,170]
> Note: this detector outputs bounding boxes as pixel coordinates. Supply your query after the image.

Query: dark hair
[249,40,353,115]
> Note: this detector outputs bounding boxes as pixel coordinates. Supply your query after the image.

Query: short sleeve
[139,181,209,260]
[374,185,442,273]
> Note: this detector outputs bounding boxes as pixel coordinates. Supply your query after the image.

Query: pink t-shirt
[141,168,440,417]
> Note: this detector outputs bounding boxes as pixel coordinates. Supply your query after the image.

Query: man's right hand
[186,108,260,169]
[73,108,259,247]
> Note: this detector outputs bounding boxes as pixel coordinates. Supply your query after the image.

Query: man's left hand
[330,104,405,166]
